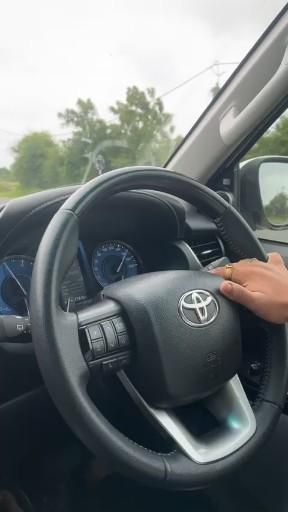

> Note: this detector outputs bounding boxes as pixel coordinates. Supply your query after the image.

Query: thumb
[219,281,255,309]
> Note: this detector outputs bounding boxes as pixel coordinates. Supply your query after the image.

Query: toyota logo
[178,290,219,327]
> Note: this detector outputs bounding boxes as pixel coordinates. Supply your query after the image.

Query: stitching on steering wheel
[251,327,273,410]
[215,217,248,259]
[123,433,177,457]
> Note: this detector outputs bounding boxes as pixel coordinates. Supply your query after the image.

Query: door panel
[261,239,288,265]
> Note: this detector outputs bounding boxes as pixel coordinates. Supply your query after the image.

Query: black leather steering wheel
[31,167,288,489]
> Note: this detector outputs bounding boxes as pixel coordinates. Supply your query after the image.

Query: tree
[58,98,110,183]
[58,98,109,142]
[10,87,182,190]
[12,132,63,189]
[0,167,12,180]
[108,86,181,167]
[246,114,288,159]
[58,87,181,183]
[265,191,288,221]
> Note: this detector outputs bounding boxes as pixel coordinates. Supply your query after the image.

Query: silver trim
[118,372,256,464]
[173,240,202,269]
[178,289,219,327]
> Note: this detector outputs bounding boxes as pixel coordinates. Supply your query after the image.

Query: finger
[210,263,250,285]
[219,281,257,309]
[267,252,286,268]
[209,267,225,277]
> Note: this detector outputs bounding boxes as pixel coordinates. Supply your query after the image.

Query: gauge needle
[116,250,128,274]
[24,297,30,317]
[4,262,28,297]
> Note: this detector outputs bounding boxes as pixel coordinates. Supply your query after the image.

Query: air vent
[189,238,224,266]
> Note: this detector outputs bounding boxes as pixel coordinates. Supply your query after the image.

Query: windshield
[0,0,285,198]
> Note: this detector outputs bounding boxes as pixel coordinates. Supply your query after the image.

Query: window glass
[241,112,288,243]
[0,0,285,199]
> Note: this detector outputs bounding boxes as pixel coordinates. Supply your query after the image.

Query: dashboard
[0,189,223,318]
[0,184,277,475]
[0,185,226,410]
[0,241,144,316]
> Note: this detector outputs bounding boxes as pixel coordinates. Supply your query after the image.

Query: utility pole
[210,61,225,98]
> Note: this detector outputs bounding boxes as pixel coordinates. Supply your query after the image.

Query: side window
[239,111,288,243]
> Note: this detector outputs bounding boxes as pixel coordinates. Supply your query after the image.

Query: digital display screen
[61,259,88,311]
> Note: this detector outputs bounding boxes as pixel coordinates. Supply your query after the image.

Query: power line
[0,61,240,140]
[0,128,74,139]
[214,61,239,66]
[159,64,214,99]
[159,61,239,100]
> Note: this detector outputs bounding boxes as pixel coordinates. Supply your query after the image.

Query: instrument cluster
[0,239,144,316]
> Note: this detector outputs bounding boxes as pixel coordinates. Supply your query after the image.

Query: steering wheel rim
[30,167,288,489]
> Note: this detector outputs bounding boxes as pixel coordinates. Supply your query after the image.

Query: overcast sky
[260,162,288,204]
[0,0,286,167]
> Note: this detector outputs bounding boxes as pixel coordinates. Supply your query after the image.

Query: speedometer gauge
[92,241,142,288]
[0,256,33,315]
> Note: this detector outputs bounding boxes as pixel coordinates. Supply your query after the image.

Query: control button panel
[101,321,118,352]
[112,316,126,334]
[118,332,130,348]
[84,316,131,374]
[0,315,31,341]
[88,323,102,341]
[92,338,106,357]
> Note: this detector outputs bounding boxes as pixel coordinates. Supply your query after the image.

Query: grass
[0,181,41,199]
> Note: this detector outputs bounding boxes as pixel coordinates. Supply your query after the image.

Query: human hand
[211,253,288,324]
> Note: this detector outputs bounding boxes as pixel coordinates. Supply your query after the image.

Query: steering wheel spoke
[118,371,256,464]
[77,298,132,376]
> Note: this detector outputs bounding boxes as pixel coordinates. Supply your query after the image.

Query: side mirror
[239,156,288,230]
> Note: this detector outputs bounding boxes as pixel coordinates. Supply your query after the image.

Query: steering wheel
[30,167,288,489]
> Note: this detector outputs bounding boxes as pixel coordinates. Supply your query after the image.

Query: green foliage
[12,132,64,189]
[246,114,288,159]
[108,86,179,167]
[0,167,14,181]
[58,99,111,183]
[58,87,181,182]
[0,181,39,198]
[61,137,88,184]
[265,191,288,224]
[58,98,99,135]
[7,86,182,192]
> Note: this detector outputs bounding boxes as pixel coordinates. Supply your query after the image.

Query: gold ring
[224,264,233,281]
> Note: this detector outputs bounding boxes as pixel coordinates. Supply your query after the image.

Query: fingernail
[221,282,233,294]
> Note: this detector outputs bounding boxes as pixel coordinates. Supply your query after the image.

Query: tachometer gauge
[92,241,142,288]
[0,256,34,315]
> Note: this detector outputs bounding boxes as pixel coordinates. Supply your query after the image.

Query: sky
[0,0,286,168]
